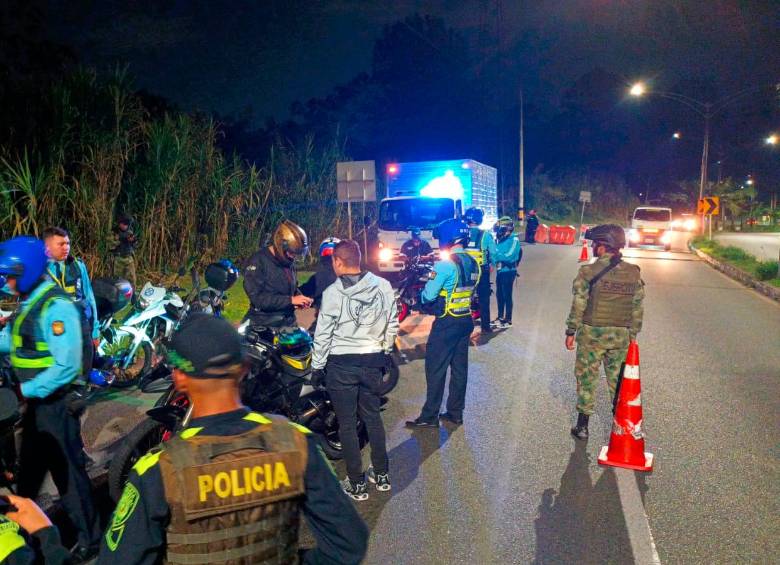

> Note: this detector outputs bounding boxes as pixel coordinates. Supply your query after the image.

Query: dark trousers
[420,316,473,422]
[525,228,537,243]
[477,268,492,331]
[496,271,516,322]
[82,322,94,377]
[326,362,388,483]
[18,396,100,548]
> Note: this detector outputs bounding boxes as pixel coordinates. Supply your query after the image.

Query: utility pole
[698,107,711,234]
[518,87,525,221]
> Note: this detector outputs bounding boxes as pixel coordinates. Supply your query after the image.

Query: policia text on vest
[195,456,294,503]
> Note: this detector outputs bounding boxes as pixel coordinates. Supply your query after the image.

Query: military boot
[570,413,589,440]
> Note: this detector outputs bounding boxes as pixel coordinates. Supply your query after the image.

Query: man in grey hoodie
[312,240,399,501]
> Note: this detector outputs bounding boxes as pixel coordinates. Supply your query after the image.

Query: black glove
[311,368,326,387]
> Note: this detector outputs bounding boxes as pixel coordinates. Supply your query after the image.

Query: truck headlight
[629,229,640,243]
[378,248,393,262]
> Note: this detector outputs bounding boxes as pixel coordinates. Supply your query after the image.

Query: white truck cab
[629,206,673,251]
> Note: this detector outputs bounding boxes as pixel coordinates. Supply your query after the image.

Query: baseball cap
[165,314,245,379]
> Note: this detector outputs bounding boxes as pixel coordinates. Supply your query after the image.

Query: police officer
[565,225,645,439]
[99,314,368,564]
[109,215,138,291]
[493,217,522,328]
[399,228,433,260]
[0,236,100,563]
[463,208,497,335]
[406,218,479,428]
[525,209,540,243]
[43,226,100,375]
[244,220,313,328]
[1,494,72,564]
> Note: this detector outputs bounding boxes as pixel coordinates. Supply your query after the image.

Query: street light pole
[518,88,525,220]
[699,108,711,234]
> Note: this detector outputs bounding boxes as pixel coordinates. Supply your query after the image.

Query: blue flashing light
[419,170,465,200]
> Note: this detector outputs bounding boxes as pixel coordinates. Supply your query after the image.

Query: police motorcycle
[395,253,435,323]
[94,277,184,388]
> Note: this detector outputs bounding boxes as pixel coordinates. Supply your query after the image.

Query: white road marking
[615,467,662,565]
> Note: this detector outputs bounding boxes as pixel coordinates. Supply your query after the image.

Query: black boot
[570,413,589,440]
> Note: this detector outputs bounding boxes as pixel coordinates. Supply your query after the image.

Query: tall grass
[0,68,353,276]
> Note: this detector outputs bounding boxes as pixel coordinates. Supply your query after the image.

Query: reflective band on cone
[598,341,654,472]
[578,240,589,262]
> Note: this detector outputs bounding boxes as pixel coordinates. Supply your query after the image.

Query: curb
[690,243,780,303]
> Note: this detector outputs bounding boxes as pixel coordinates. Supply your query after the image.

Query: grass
[692,236,780,288]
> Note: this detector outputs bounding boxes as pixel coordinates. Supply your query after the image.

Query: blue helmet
[434,218,470,248]
[464,207,484,226]
[318,237,340,257]
[0,236,47,294]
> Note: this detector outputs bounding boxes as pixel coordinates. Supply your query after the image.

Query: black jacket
[243,247,298,327]
[298,256,337,309]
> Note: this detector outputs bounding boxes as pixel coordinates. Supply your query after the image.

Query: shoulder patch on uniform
[243,412,272,425]
[180,426,204,439]
[106,482,140,551]
[288,422,312,435]
[132,448,163,476]
[51,321,65,335]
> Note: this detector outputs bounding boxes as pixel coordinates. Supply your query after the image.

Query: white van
[628,207,673,251]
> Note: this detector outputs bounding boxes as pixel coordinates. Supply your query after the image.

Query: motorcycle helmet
[204,259,239,291]
[318,237,341,257]
[0,236,47,294]
[584,224,626,250]
[433,218,470,249]
[494,216,515,240]
[272,220,309,262]
[464,207,484,226]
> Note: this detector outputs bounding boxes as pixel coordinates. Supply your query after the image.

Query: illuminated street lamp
[766,134,778,145]
[628,80,770,232]
[672,131,682,139]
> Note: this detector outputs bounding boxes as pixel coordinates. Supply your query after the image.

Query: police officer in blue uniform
[0,236,100,563]
[43,226,100,375]
[464,208,497,334]
[406,218,479,428]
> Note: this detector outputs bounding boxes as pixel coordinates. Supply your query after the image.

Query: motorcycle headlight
[378,248,393,262]
[138,296,150,309]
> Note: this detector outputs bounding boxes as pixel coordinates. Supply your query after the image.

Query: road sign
[337,161,376,203]
[579,191,591,203]
[697,196,720,216]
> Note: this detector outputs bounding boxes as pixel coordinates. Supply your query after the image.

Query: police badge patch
[51,321,65,335]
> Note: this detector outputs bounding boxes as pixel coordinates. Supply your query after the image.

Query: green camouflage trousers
[113,255,137,291]
[574,325,630,415]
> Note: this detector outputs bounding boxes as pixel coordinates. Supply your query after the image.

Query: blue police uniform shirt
[421,249,471,304]
[495,236,521,273]
[480,230,498,267]
[0,283,83,398]
[47,258,100,339]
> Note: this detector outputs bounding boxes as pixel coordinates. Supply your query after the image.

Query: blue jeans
[326,362,389,483]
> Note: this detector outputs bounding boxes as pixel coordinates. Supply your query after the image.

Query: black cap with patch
[166,314,245,379]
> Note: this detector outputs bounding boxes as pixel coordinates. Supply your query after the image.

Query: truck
[376,159,498,272]
[628,206,673,251]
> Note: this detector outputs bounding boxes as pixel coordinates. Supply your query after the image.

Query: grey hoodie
[312,271,399,369]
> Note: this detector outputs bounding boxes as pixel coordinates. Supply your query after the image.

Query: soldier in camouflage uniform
[108,215,137,291]
[565,224,644,440]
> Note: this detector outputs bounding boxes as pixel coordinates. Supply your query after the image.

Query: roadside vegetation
[692,236,780,288]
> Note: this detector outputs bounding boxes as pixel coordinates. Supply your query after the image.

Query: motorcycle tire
[316,418,368,461]
[377,357,400,396]
[107,417,168,502]
[110,342,153,389]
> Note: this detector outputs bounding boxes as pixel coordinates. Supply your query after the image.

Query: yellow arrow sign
[697,196,720,216]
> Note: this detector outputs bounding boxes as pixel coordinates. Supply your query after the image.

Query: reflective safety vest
[10,282,67,382]
[465,228,485,268]
[582,259,641,328]
[158,413,309,565]
[47,258,92,325]
[436,253,479,318]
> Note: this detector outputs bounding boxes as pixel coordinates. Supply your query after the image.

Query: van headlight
[378,248,393,262]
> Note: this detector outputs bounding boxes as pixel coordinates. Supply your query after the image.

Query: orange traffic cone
[578,240,589,262]
[598,341,654,472]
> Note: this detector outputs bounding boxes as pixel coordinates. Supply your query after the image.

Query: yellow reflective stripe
[132,449,163,476]
[243,412,272,425]
[9,355,54,369]
[35,341,48,351]
[47,266,66,289]
[0,521,27,562]
[180,427,204,439]
[11,336,21,347]
[288,422,312,435]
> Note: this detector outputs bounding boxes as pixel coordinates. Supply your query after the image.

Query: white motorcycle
[96,281,184,388]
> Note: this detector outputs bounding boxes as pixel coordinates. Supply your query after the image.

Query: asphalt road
[714,232,780,261]
[35,231,780,563]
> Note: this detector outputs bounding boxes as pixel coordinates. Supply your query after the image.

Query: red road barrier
[548,225,577,245]
[535,224,549,243]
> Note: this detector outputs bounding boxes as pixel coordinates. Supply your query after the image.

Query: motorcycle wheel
[107,417,167,501]
[315,414,369,461]
[111,342,153,389]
